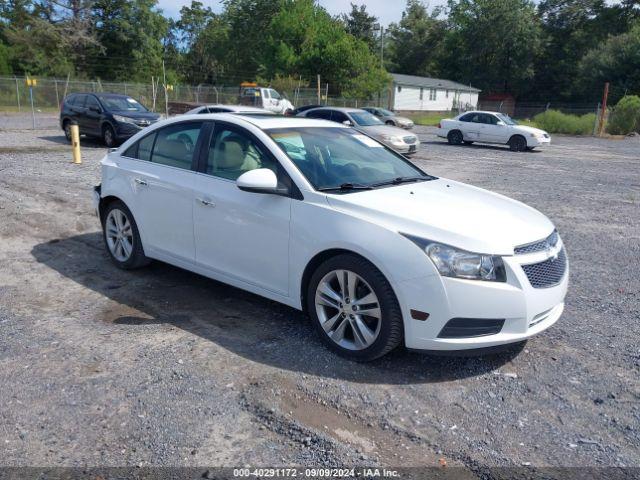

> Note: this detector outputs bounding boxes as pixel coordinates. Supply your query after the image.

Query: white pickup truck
[239,85,295,115]
[437,110,551,151]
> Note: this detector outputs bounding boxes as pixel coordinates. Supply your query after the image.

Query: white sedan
[437,111,551,151]
[93,114,568,360]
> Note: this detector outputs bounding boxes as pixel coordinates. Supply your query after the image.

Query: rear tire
[447,130,464,145]
[102,124,117,148]
[306,254,403,361]
[508,135,527,152]
[102,200,150,270]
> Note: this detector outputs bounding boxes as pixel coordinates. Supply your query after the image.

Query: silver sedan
[363,107,414,129]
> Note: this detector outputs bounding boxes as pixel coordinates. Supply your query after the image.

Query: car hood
[359,124,414,137]
[110,111,160,121]
[394,116,414,124]
[514,124,547,136]
[326,179,554,255]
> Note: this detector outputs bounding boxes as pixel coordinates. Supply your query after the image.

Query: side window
[306,109,331,120]
[151,122,203,170]
[206,126,278,181]
[263,89,270,99]
[209,107,230,113]
[123,132,156,160]
[459,113,473,122]
[75,95,87,108]
[486,115,499,125]
[85,96,100,111]
[269,89,281,100]
[331,111,349,124]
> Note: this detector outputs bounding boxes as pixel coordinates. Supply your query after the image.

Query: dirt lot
[0,116,639,476]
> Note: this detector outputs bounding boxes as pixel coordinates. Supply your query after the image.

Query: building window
[397,85,402,93]
[429,88,436,101]
[419,87,423,100]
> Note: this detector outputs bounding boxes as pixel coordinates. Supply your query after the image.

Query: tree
[607,95,640,134]
[440,0,542,96]
[385,0,446,76]
[341,3,378,52]
[578,22,640,103]
[90,0,169,81]
[262,0,389,98]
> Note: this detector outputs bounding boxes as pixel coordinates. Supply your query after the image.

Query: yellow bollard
[70,124,82,164]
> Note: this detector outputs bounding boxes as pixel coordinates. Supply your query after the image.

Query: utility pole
[317,75,321,104]
[163,60,169,117]
[598,82,609,136]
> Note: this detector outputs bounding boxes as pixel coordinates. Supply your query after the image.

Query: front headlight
[113,114,137,124]
[380,134,404,145]
[402,235,507,282]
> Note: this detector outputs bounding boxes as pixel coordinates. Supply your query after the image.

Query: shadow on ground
[32,232,523,384]
[39,134,107,149]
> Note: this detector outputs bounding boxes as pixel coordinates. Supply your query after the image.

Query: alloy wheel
[314,269,382,350]
[105,208,134,262]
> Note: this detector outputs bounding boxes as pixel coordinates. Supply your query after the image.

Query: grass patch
[524,110,596,135]
[407,112,448,126]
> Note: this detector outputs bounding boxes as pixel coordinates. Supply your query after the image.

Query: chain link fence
[0,75,386,115]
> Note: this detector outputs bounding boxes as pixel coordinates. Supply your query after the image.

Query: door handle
[198,198,215,207]
[134,178,148,186]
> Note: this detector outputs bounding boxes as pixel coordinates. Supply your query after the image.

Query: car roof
[189,104,273,113]
[177,113,348,130]
[460,110,502,116]
[303,106,367,114]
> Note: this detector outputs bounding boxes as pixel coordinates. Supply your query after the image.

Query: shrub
[607,95,640,135]
[531,110,596,135]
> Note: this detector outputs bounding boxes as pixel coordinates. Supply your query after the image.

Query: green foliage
[341,3,379,52]
[531,109,596,134]
[607,95,640,135]
[385,0,445,76]
[0,41,12,75]
[441,0,542,94]
[578,22,640,103]
[407,112,446,126]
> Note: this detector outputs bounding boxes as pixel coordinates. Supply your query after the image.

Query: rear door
[70,94,88,132]
[122,121,206,262]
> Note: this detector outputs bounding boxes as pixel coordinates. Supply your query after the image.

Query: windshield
[349,111,384,126]
[379,108,394,116]
[268,127,430,191]
[496,113,518,125]
[98,96,148,112]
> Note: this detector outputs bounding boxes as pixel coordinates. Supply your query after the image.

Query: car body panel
[97,113,567,352]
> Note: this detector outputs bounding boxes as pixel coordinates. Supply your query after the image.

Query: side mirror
[342,120,353,126]
[237,168,281,194]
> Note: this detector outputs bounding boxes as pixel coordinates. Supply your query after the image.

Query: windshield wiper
[317,182,373,192]
[371,176,431,187]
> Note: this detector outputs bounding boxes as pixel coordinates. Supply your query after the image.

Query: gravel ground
[0,120,639,477]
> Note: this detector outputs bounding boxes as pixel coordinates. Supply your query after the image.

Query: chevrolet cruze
[93,114,568,361]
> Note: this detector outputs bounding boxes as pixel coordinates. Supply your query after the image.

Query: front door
[82,95,103,136]
[124,121,205,262]
[193,123,292,295]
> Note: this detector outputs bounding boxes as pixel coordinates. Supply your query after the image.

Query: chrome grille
[403,136,417,145]
[515,231,558,255]
[522,247,567,288]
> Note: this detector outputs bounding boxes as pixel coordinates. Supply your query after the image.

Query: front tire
[385,120,395,126]
[102,124,117,148]
[102,200,150,270]
[508,135,527,152]
[307,254,403,361]
[447,130,464,145]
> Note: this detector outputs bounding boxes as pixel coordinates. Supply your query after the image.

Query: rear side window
[151,122,203,170]
[459,113,473,122]
[331,111,349,123]
[306,109,332,120]
[73,95,87,107]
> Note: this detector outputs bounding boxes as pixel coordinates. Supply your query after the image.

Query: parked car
[363,107,414,129]
[437,111,551,151]
[184,104,275,115]
[93,114,568,361]
[238,85,295,115]
[60,93,161,147]
[290,104,323,116]
[298,107,419,154]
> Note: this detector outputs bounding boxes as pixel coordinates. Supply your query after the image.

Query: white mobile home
[390,73,480,113]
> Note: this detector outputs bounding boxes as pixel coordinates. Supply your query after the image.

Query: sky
[156,0,430,27]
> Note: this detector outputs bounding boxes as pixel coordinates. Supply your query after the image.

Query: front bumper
[397,242,568,351]
[389,142,419,154]
[528,136,551,147]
